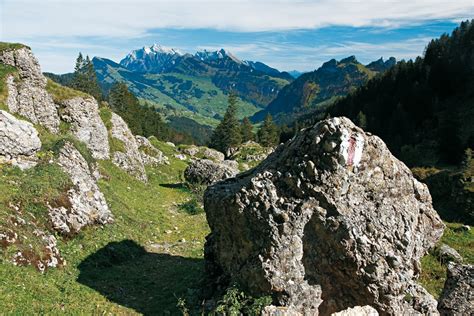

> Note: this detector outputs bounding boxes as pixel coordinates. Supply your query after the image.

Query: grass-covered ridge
[0,42,28,52]
[46,78,90,103]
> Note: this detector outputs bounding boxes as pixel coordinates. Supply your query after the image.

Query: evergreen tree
[356,111,367,130]
[257,114,279,147]
[240,117,255,143]
[71,53,102,101]
[210,92,242,155]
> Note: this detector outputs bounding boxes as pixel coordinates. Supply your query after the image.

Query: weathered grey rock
[48,142,113,235]
[438,244,463,263]
[222,159,239,170]
[331,305,379,316]
[175,153,187,160]
[263,305,302,316]
[135,135,169,166]
[0,110,41,169]
[1,47,59,132]
[438,263,474,315]
[59,97,110,159]
[202,147,225,162]
[185,159,238,186]
[204,117,444,315]
[110,113,147,182]
[182,145,200,156]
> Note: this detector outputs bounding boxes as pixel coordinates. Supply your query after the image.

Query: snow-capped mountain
[120,44,184,73]
[195,48,242,64]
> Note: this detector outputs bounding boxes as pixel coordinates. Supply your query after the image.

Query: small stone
[437,243,463,263]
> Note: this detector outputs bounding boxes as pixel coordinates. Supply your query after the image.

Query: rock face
[438,263,474,315]
[48,142,113,235]
[110,113,147,182]
[204,117,444,315]
[59,97,110,159]
[185,159,238,186]
[1,47,59,133]
[0,110,41,169]
[135,135,168,166]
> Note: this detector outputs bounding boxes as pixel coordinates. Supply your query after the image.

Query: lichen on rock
[204,117,444,315]
[110,112,147,182]
[48,142,113,235]
[58,97,110,160]
[0,110,41,169]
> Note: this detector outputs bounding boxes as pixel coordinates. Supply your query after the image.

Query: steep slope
[251,56,395,123]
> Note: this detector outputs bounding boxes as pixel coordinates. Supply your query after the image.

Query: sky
[1,0,473,73]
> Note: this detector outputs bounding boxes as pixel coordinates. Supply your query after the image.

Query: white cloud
[1,0,473,39]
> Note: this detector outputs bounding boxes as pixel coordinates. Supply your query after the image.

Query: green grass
[0,42,28,52]
[99,105,127,153]
[0,144,209,314]
[0,63,18,111]
[419,222,474,298]
[45,78,90,103]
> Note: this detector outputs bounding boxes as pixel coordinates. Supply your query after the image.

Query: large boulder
[204,117,444,315]
[184,159,238,186]
[48,142,113,234]
[0,110,41,169]
[438,263,473,315]
[1,47,59,133]
[59,97,110,160]
[110,113,147,182]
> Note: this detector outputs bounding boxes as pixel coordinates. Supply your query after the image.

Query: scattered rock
[437,244,463,263]
[0,110,41,169]
[135,135,169,166]
[59,97,110,159]
[185,159,238,186]
[174,153,187,160]
[204,117,444,315]
[110,113,147,182]
[202,147,225,162]
[48,142,113,234]
[331,305,379,316]
[182,145,200,156]
[438,263,474,315]
[1,47,59,133]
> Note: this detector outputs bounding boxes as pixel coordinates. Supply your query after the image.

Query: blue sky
[1,1,473,73]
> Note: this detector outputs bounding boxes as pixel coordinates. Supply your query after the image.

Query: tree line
[210,92,280,156]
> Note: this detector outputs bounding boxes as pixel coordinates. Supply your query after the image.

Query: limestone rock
[202,147,225,162]
[182,145,200,157]
[0,110,41,169]
[204,117,444,315]
[222,159,239,170]
[48,142,113,235]
[184,159,238,186]
[110,113,147,182]
[59,97,110,159]
[1,47,59,132]
[331,305,379,316]
[262,305,302,316]
[437,244,463,263]
[438,263,474,315]
[135,135,169,166]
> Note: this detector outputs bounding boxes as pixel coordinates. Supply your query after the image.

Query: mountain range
[251,56,396,123]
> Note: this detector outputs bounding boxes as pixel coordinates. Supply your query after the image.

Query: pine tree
[240,117,255,143]
[71,53,102,101]
[210,92,242,155]
[257,114,279,147]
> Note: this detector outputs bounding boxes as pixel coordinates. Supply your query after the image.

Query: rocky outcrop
[0,110,41,169]
[135,135,168,166]
[181,145,225,162]
[437,244,463,264]
[204,117,444,315]
[110,113,147,182]
[1,47,59,132]
[438,263,474,315]
[48,142,113,235]
[184,159,238,186]
[59,97,110,159]
[331,306,379,316]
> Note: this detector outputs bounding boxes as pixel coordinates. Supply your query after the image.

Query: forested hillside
[327,20,474,166]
